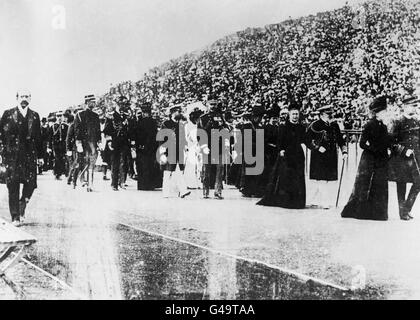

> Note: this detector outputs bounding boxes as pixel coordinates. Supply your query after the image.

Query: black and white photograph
[0,0,420,305]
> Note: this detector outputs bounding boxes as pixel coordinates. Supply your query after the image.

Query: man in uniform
[103,96,131,191]
[197,99,226,199]
[0,89,43,226]
[306,105,347,209]
[74,94,101,192]
[389,95,420,220]
[49,111,68,180]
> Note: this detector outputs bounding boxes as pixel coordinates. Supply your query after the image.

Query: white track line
[17,255,88,300]
[116,221,350,292]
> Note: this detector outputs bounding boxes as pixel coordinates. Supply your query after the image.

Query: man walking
[306,105,347,209]
[49,111,68,180]
[389,95,420,220]
[103,96,131,191]
[74,94,101,192]
[0,89,43,226]
[197,99,226,199]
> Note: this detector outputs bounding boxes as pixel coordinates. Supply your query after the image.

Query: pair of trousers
[202,164,223,195]
[309,180,337,208]
[111,145,129,188]
[397,182,420,216]
[7,182,35,221]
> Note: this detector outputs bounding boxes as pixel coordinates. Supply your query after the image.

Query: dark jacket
[103,111,130,150]
[135,117,158,155]
[306,119,346,181]
[160,118,186,171]
[66,122,76,152]
[49,122,68,150]
[388,116,420,184]
[74,108,101,145]
[341,119,391,221]
[0,107,42,187]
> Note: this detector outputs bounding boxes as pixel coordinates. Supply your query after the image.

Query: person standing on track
[73,94,101,192]
[0,89,43,226]
[306,105,347,209]
[388,94,420,220]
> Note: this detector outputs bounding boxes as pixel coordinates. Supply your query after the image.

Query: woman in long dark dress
[341,96,391,221]
[257,104,307,209]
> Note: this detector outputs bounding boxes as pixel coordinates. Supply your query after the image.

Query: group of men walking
[0,89,419,226]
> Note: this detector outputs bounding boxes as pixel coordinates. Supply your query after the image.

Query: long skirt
[257,156,306,209]
[341,151,388,221]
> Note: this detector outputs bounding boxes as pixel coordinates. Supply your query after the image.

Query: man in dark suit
[73,94,101,192]
[103,96,131,191]
[0,89,43,226]
[49,111,68,180]
[389,95,420,220]
[197,99,227,199]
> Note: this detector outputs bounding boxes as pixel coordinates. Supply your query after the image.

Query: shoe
[112,187,119,191]
[67,181,71,185]
[214,193,224,200]
[86,187,93,192]
[103,176,110,181]
[401,215,411,221]
[181,191,191,199]
[12,220,20,227]
[119,185,126,190]
[408,214,414,219]
[203,189,210,199]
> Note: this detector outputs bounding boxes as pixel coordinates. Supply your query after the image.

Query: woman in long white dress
[184,110,203,189]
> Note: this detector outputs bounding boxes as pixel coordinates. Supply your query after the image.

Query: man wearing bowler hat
[389,94,420,220]
[306,104,347,209]
[0,89,43,226]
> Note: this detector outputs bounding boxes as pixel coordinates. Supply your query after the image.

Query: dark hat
[318,105,334,114]
[84,94,96,104]
[402,95,420,106]
[141,102,152,113]
[251,105,266,117]
[288,102,301,111]
[369,96,387,112]
[66,114,75,123]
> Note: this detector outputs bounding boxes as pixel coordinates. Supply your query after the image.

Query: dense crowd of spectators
[91,0,419,129]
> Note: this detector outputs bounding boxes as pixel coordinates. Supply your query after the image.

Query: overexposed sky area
[0,0,361,116]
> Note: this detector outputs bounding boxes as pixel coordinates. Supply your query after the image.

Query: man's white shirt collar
[18,105,28,117]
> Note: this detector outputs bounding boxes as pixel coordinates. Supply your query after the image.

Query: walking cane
[412,150,420,177]
[335,158,346,207]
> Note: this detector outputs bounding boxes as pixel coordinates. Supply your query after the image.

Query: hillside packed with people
[93,0,419,127]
